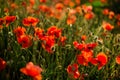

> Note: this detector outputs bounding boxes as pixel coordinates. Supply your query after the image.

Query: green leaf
[92,1,104,7]
[85,2,92,6]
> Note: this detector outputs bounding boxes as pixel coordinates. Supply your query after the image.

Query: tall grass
[0,0,120,80]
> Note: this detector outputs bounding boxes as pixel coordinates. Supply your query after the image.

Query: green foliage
[0,0,120,80]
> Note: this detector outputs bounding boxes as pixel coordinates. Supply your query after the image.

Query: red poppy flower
[69,1,75,8]
[29,0,35,6]
[116,14,120,21]
[75,6,82,14]
[86,43,97,50]
[17,35,32,48]
[90,58,98,66]
[4,16,16,26]
[47,26,61,38]
[67,63,80,79]
[73,41,97,51]
[73,41,79,48]
[63,0,71,6]
[75,0,80,5]
[40,0,46,3]
[96,52,108,70]
[13,26,26,37]
[102,22,114,31]
[4,8,9,13]
[101,0,107,3]
[26,6,35,14]
[54,11,65,20]
[41,36,55,53]
[0,58,6,71]
[84,12,94,20]
[20,62,42,80]
[68,9,76,16]
[81,35,87,41]
[82,5,93,13]
[59,36,67,46]
[22,17,39,27]
[117,21,120,26]
[11,3,18,9]
[0,18,4,25]
[116,55,120,64]
[0,18,4,29]
[34,27,44,40]
[55,3,64,12]
[21,1,27,7]
[77,54,87,66]
[77,50,93,66]
[73,41,85,50]
[102,9,109,15]
[33,75,42,80]
[38,5,49,13]
[46,8,55,17]
[82,50,93,62]
[67,15,76,25]
[109,11,115,19]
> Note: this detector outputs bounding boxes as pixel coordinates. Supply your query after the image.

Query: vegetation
[0,0,120,80]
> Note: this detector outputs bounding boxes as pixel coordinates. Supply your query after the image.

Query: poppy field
[0,0,120,80]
